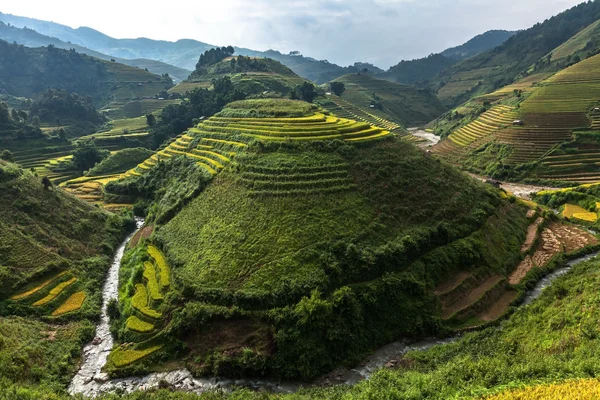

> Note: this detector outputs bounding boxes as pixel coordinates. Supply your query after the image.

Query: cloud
[0,0,586,68]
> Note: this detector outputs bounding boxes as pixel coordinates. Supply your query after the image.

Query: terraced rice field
[509,222,597,284]
[10,272,85,317]
[485,378,600,399]
[111,244,173,369]
[562,204,598,222]
[240,160,355,197]
[122,111,391,180]
[324,95,402,131]
[446,105,520,147]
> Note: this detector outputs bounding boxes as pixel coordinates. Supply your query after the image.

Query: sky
[0,0,587,68]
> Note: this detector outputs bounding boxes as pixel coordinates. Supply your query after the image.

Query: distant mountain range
[0,11,514,85]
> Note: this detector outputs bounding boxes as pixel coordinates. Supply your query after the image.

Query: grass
[87,148,154,176]
[32,277,78,307]
[154,133,528,379]
[51,291,86,316]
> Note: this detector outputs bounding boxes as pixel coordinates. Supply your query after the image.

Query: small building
[512,120,524,126]
[594,107,600,112]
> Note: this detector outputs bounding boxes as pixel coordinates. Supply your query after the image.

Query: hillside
[0,22,191,82]
[90,98,538,381]
[324,73,447,127]
[0,39,173,106]
[380,30,515,86]
[430,2,600,106]
[432,51,600,184]
[441,30,516,60]
[170,56,306,95]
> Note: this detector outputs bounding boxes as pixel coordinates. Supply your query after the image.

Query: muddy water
[408,128,440,147]
[68,220,600,397]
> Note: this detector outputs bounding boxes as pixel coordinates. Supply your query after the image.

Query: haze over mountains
[0,11,514,84]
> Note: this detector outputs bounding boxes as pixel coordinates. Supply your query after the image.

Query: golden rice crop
[126,315,155,333]
[562,204,598,222]
[147,246,170,288]
[109,345,163,368]
[33,277,78,307]
[131,284,161,319]
[484,379,600,399]
[51,292,86,316]
[143,261,163,301]
[11,271,69,300]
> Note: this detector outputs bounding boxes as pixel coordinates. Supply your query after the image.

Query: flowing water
[68,219,600,397]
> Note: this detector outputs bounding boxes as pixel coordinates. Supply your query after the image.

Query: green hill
[170,56,306,96]
[431,52,600,184]
[430,2,600,107]
[0,39,173,106]
[98,98,535,380]
[0,22,192,82]
[324,73,447,127]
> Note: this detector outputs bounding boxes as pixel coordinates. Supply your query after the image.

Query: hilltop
[323,73,446,127]
[91,98,536,381]
[170,55,306,96]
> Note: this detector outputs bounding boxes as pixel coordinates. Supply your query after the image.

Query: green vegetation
[87,148,154,176]
[101,98,530,380]
[0,39,172,106]
[30,89,105,128]
[430,1,600,106]
[327,73,446,126]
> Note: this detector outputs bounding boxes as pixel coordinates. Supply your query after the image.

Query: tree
[0,149,13,162]
[146,113,156,127]
[41,176,52,190]
[10,109,19,122]
[32,116,41,128]
[72,140,108,172]
[57,128,67,141]
[292,82,318,103]
[330,82,346,96]
[0,102,9,123]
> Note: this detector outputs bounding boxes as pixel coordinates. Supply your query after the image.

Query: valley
[5,1,600,399]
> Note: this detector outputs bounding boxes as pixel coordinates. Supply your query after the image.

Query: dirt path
[469,174,559,200]
[522,217,544,252]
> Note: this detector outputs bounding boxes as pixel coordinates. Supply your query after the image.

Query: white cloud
[0,0,587,68]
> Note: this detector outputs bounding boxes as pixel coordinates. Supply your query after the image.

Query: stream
[68,222,600,397]
[407,128,440,147]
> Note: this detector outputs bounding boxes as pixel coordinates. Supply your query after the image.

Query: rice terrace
[6,1,600,399]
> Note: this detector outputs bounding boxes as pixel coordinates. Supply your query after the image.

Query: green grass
[154,135,528,379]
[87,148,154,176]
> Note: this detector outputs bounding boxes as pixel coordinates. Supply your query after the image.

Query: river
[68,222,600,397]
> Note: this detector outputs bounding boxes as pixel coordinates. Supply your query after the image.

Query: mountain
[326,73,446,126]
[380,30,515,86]
[430,1,600,106]
[0,22,191,82]
[0,12,382,84]
[0,39,172,106]
[441,30,516,60]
